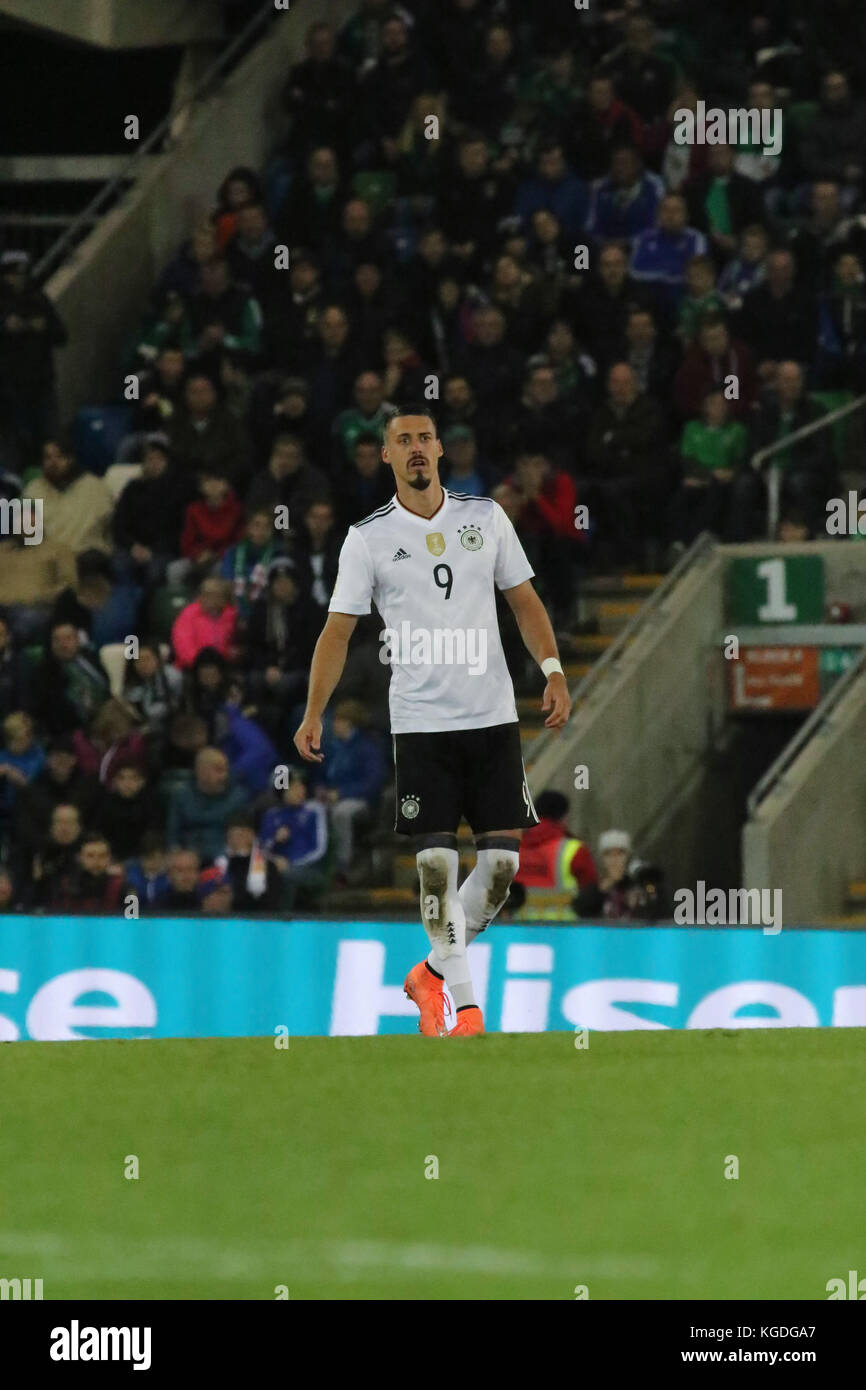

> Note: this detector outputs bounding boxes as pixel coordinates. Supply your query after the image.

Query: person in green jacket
[668,389,748,545]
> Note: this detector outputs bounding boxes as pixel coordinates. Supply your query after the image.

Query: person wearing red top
[503,451,586,629]
[169,470,245,589]
[512,790,598,904]
[171,577,239,670]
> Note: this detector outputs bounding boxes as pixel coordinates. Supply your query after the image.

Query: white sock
[427,848,520,963]
[417,846,475,1010]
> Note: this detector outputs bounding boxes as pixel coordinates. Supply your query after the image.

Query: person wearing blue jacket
[586,147,664,246]
[215,700,278,796]
[313,699,386,876]
[630,194,707,307]
[259,768,331,908]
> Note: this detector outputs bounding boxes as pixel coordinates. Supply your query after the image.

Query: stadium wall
[1,915,865,1040]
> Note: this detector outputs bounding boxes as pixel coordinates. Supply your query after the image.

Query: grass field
[1,1028,864,1300]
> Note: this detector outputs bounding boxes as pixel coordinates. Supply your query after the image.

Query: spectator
[129,344,187,437]
[243,558,320,739]
[43,831,124,914]
[732,361,835,539]
[676,256,725,345]
[219,508,282,621]
[817,252,866,391]
[630,194,708,307]
[684,144,765,260]
[356,12,435,168]
[171,577,239,670]
[263,254,327,377]
[198,865,234,915]
[93,760,162,863]
[574,242,658,370]
[30,802,82,908]
[13,734,98,864]
[72,697,149,786]
[508,361,582,468]
[0,530,77,641]
[30,623,110,735]
[166,746,248,864]
[124,831,171,911]
[456,305,523,422]
[246,433,330,521]
[213,811,282,913]
[621,307,679,406]
[225,202,280,307]
[185,256,263,377]
[333,371,392,465]
[439,133,517,275]
[717,223,769,313]
[294,499,341,609]
[112,433,190,587]
[798,71,866,197]
[441,425,488,498]
[22,437,114,555]
[172,471,245,588]
[514,141,588,245]
[668,390,748,545]
[0,249,67,468]
[586,145,665,245]
[123,643,183,746]
[211,166,265,251]
[737,249,817,378]
[315,700,385,880]
[0,711,45,827]
[574,828,632,919]
[215,697,278,797]
[583,362,669,566]
[281,20,355,158]
[449,21,522,144]
[568,74,643,182]
[503,452,584,629]
[599,14,676,123]
[160,847,203,911]
[513,789,599,907]
[787,181,866,295]
[168,372,251,493]
[307,305,362,428]
[338,432,393,528]
[260,767,330,907]
[50,548,142,649]
[674,315,757,423]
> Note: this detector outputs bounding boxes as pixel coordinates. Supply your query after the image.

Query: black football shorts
[393,721,539,837]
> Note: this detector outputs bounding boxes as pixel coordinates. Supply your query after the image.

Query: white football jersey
[328,489,534,733]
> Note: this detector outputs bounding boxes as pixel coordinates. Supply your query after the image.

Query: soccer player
[294,407,571,1036]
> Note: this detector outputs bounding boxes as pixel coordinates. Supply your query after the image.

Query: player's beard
[408,468,431,490]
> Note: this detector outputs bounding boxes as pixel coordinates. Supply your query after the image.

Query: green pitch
[1,1028,864,1300]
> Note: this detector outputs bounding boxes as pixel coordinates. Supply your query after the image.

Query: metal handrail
[32,0,278,283]
[746,645,866,817]
[751,391,866,538]
[528,530,716,766]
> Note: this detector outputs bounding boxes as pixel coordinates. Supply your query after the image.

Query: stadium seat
[99,643,127,698]
[72,405,133,476]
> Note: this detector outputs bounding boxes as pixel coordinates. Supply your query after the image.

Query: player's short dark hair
[385,405,438,437]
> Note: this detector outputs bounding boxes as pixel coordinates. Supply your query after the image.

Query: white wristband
[541,657,564,678]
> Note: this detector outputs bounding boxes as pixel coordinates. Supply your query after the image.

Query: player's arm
[293,611,358,762]
[502,579,571,731]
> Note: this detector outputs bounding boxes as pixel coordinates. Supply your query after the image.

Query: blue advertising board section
[1,917,865,1040]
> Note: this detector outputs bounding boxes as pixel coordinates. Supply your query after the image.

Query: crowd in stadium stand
[1,0,865,912]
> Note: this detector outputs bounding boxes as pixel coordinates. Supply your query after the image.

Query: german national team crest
[401,794,421,819]
[459,525,483,551]
[426,532,446,556]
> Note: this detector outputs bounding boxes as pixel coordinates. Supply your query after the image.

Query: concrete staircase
[321,572,665,915]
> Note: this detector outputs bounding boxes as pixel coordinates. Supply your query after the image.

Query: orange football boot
[448,1005,484,1037]
[404,961,449,1037]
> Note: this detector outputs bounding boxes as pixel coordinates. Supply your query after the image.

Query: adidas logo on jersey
[392,548,411,561]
